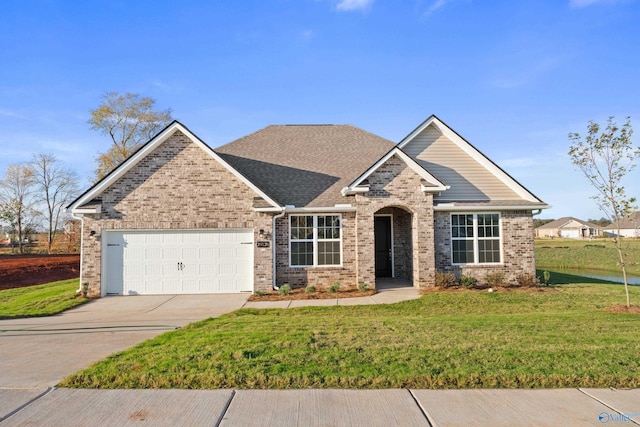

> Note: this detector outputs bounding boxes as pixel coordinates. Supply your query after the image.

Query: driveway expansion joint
[0,387,53,423]
[215,389,236,427]
[408,389,434,427]
[578,388,640,426]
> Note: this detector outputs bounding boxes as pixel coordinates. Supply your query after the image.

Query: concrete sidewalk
[2,387,639,426]
[242,285,421,309]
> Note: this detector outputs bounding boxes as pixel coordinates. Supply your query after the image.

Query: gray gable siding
[402,125,521,202]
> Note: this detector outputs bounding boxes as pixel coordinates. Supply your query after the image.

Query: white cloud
[335,0,374,12]
[569,0,627,7]
[423,0,451,16]
[0,108,25,119]
[300,29,315,42]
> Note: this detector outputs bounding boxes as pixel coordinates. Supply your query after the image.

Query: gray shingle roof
[604,211,640,230]
[215,125,396,207]
[536,216,600,230]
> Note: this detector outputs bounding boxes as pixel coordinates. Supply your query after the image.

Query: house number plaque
[257,241,270,248]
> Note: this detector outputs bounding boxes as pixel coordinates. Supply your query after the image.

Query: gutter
[272,209,286,291]
[70,211,84,295]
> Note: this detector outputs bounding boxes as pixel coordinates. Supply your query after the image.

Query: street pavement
[1,287,639,426]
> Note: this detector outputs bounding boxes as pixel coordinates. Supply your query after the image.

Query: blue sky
[1,0,639,220]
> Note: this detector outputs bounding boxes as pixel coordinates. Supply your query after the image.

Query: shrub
[485,272,506,288]
[435,272,457,288]
[305,285,316,294]
[517,274,539,288]
[459,274,478,289]
[358,282,369,292]
[254,290,266,297]
[278,284,292,295]
[328,282,341,293]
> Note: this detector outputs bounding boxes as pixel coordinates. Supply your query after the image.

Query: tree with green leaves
[89,92,173,181]
[31,153,79,254]
[568,116,639,308]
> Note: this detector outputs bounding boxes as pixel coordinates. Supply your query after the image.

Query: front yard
[0,279,87,319]
[61,283,640,389]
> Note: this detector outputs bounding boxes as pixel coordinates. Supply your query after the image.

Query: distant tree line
[1,91,172,255]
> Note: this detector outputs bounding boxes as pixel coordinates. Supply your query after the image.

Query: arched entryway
[374,206,413,288]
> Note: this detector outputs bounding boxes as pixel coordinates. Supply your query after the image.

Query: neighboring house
[604,212,640,238]
[67,115,549,297]
[535,217,602,239]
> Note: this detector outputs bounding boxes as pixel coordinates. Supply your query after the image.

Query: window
[290,215,342,267]
[451,213,501,264]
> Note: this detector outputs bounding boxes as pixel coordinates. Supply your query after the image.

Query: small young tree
[568,116,639,308]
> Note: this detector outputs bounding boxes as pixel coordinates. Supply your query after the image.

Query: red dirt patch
[248,288,376,301]
[0,254,80,290]
[605,304,640,315]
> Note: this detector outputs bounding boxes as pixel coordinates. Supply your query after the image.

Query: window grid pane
[290,215,341,267]
[291,242,314,266]
[451,213,500,265]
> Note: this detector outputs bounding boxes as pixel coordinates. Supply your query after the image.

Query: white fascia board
[72,207,101,215]
[69,122,281,212]
[341,186,369,196]
[399,116,542,203]
[345,147,446,193]
[283,206,358,213]
[434,204,552,212]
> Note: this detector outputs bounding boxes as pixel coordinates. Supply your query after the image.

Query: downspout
[272,209,286,290]
[70,212,84,295]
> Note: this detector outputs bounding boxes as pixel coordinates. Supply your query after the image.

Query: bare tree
[0,164,38,254]
[89,92,173,181]
[568,116,639,308]
[31,153,79,254]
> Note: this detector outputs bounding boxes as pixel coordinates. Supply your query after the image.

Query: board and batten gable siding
[402,125,521,201]
[80,130,273,296]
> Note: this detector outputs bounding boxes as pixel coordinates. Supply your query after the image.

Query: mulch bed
[248,288,377,301]
[0,254,80,290]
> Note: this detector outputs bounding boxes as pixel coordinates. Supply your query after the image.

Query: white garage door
[103,229,253,295]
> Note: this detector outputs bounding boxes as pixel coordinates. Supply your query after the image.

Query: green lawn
[0,279,87,319]
[536,238,640,275]
[61,283,640,390]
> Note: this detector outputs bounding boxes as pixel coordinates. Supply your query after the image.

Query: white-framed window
[451,213,501,264]
[290,214,342,267]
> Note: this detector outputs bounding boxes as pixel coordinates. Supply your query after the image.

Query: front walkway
[242,282,420,309]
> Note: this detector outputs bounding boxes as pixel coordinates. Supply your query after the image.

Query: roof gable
[343,147,447,195]
[399,115,544,204]
[67,121,280,212]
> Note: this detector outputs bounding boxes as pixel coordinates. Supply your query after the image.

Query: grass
[535,238,640,275]
[61,282,640,390]
[0,279,87,319]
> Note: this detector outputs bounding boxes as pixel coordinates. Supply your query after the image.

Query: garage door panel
[104,229,253,295]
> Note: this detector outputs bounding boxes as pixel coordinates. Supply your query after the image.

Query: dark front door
[374,216,392,277]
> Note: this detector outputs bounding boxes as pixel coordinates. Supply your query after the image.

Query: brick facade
[79,130,538,296]
[434,210,536,285]
[80,131,273,296]
[354,154,436,289]
[274,212,357,289]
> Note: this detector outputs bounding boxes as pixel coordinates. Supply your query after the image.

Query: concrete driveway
[0,294,249,389]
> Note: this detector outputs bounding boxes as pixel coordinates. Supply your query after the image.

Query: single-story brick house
[535,217,602,239]
[68,115,549,297]
[604,211,640,238]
